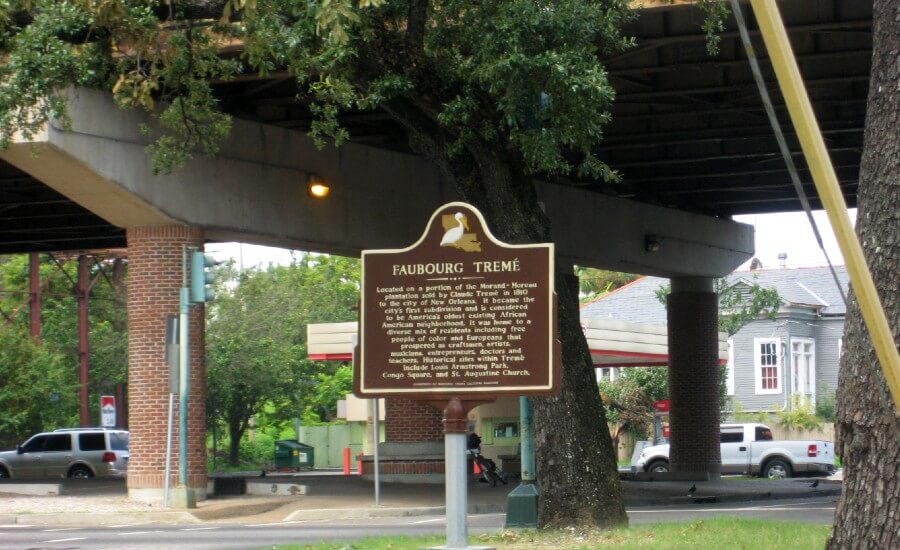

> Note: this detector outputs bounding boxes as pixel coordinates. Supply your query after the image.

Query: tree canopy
[206,253,359,465]
[0,253,127,445]
[0,1,633,177]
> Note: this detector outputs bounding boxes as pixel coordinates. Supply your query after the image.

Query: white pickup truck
[634,423,835,479]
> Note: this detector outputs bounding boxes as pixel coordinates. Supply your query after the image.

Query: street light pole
[172,245,196,508]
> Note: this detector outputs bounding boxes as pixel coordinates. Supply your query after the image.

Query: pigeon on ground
[688,484,697,496]
[809,479,819,488]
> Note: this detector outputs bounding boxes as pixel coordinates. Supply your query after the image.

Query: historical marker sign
[355,202,561,397]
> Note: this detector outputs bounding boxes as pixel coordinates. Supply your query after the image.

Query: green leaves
[576,267,637,303]
[0,1,97,148]
[655,276,782,337]
[698,0,730,56]
[0,326,79,442]
[0,253,125,442]
[426,0,633,179]
[0,0,636,182]
[205,254,360,451]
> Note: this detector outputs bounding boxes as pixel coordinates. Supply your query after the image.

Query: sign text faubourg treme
[355,202,560,398]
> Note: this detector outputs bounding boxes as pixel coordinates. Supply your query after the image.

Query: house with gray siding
[580,265,849,413]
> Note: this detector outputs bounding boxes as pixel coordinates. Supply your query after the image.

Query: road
[0,496,836,549]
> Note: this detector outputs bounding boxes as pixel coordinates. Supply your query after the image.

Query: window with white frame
[791,338,816,405]
[754,337,782,395]
[726,339,735,396]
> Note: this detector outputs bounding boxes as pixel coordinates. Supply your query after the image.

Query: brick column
[384,398,444,442]
[126,226,207,502]
[667,277,721,478]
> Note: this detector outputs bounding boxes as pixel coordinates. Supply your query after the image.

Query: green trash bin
[274,440,314,470]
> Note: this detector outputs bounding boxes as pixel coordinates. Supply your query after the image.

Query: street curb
[0,514,16,524]
[625,487,841,507]
[284,503,505,522]
[11,511,201,526]
[0,483,62,496]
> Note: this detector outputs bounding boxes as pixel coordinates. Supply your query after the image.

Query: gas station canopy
[308,320,728,368]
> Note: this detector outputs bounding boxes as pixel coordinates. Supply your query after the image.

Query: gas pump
[652,399,670,445]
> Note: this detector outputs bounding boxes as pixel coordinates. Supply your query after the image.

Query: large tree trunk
[228,417,244,467]
[533,271,627,528]
[826,1,900,547]
[384,93,627,528]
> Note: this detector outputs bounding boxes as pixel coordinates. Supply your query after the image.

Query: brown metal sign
[355,202,561,397]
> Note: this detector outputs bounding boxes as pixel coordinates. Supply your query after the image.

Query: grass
[277,518,830,549]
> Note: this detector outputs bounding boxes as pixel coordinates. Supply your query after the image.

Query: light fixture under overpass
[307,176,330,199]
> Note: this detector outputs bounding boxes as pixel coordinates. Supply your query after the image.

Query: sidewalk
[0,474,841,526]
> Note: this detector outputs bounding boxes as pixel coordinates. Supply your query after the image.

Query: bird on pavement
[688,484,697,496]
[809,479,819,488]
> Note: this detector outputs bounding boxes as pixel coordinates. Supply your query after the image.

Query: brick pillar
[384,399,444,442]
[126,226,207,502]
[667,277,721,478]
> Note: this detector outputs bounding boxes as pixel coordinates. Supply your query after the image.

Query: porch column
[126,226,207,502]
[667,276,721,478]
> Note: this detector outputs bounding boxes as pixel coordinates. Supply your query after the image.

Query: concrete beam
[1,88,752,277]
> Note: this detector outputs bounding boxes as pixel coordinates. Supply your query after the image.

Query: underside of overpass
[0,0,870,256]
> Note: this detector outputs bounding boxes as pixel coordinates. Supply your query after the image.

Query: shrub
[239,432,276,466]
[731,401,771,424]
[815,384,837,422]
[775,396,823,431]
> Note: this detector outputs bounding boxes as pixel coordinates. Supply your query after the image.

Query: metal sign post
[163,313,179,509]
[443,398,468,548]
[163,392,175,508]
[169,247,196,508]
[505,396,537,528]
[373,397,381,506]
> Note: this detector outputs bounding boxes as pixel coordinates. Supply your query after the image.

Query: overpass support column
[667,277,721,479]
[126,226,207,502]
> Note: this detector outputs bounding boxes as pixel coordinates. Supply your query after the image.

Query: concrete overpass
[1,88,753,277]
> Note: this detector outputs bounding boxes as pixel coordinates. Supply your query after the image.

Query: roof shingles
[580,266,850,323]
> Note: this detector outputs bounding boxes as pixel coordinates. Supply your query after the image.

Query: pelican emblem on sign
[440,212,481,252]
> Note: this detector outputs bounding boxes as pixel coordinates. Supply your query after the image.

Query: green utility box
[274,440,314,470]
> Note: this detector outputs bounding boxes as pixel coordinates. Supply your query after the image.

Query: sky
[733,209,855,271]
[206,208,857,273]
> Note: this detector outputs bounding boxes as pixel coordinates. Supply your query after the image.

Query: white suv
[0,428,129,479]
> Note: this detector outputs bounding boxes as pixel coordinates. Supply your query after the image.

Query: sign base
[168,485,197,509]
[505,481,539,528]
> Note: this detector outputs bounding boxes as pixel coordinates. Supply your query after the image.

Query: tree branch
[406,0,429,51]
[3,1,232,33]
